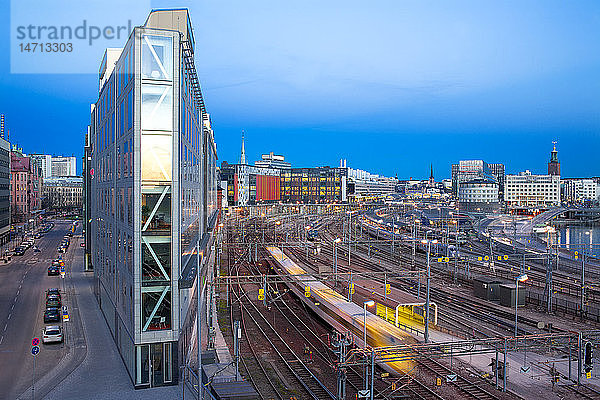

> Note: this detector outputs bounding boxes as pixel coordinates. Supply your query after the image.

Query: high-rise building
[548,141,560,176]
[29,154,53,178]
[29,154,77,178]
[50,156,77,176]
[451,160,503,197]
[88,9,218,388]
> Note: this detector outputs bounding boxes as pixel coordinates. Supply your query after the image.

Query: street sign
[357,389,370,399]
[385,284,391,295]
[443,257,449,262]
[587,371,592,379]
[503,255,509,260]
[520,366,530,373]
[31,345,40,356]
[304,286,311,297]
[436,377,442,386]
[31,337,39,346]
[60,272,65,279]
[350,283,355,294]
[446,373,457,383]
[258,288,264,301]
[63,311,70,322]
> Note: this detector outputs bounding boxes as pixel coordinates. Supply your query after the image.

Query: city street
[0,221,82,400]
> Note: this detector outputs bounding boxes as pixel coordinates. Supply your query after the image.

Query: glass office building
[88,9,218,388]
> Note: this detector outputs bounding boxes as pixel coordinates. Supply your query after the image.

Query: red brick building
[10,148,42,223]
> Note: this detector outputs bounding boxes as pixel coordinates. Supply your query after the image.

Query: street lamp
[421,237,438,343]
[514,274,528,337]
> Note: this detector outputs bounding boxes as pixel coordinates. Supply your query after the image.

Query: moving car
[46,288,61,299]
[13,247,25,256]
[46,295,61,308]
[48,265,59,276]
[43,307,61,323]
[42,326,63,344]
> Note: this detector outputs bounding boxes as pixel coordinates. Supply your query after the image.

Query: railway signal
[304,286,311,297]
[258,288,264,301]
[584,341,593,374]
[385,284,391,295]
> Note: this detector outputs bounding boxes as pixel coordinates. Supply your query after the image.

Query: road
[0,221,75,400]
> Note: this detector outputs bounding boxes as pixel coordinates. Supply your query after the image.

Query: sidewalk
[42,241,191,400]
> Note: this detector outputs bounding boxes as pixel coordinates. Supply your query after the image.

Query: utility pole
[233,320,241,380]
[333,331,351,400]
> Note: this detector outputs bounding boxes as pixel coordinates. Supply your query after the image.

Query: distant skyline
[1,0,599,179]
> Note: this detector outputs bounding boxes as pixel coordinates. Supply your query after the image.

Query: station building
[88,9,218,388]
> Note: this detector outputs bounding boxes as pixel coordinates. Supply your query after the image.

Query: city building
[346,167,398,199]
[83,129,92,271]
[281,166,347,203]
[88,9,218,389]
[220,162,280,206]
[451,160,505,199]
[562,178,598,204]
[29,154,52,178]
[10,146,42,223]
[42,176,83,210]
[548,141,560,176]
[0,135,10,246]
[29,154,77,178]
[254,152,291,169]
[458,179,500,213]
[504,170,560,208]
[50,155,77,177]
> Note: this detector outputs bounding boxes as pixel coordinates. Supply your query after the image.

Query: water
[557,225,600,258]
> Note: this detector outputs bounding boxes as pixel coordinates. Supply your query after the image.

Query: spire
[240,130,246,165]
[430,164,434,180]
[548,140,560,175]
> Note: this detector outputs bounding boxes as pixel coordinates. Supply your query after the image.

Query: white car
[42,326,63,344]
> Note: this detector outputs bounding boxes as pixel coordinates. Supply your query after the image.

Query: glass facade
[91,10,216,389]
[141,33,173,336]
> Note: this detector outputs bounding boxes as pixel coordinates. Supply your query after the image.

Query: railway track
[227,233,337,400]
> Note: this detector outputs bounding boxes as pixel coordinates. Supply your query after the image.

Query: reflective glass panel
[141,35,173,81]
[141,134,172,182]
[141,85,173,132]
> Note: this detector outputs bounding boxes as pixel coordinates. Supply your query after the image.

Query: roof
[11,153,30,172]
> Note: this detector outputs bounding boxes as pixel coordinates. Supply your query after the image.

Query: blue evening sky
[1,1,599,178]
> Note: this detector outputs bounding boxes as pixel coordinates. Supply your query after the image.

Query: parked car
[42,326,63,344]
[46,288,61,299]
[33,246,41,252]
[47,266,59,276]
[43,307,61,323]
[13,247,25,256]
